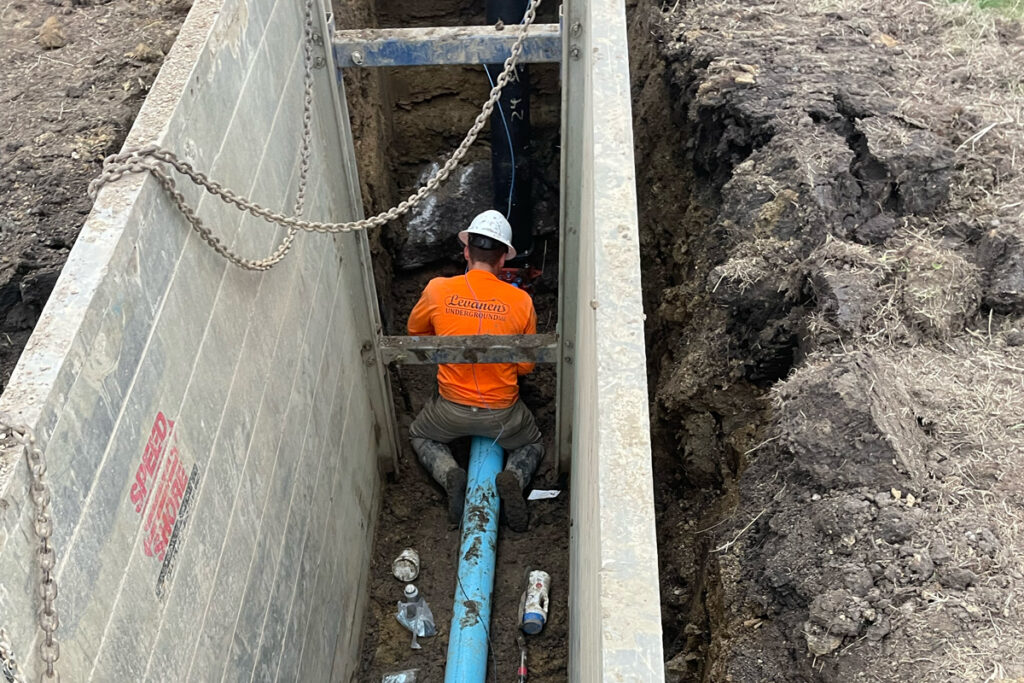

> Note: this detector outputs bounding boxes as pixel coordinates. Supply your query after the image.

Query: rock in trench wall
[394,160,492,270]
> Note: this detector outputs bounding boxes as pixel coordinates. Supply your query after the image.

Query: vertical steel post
[555,3,583,474]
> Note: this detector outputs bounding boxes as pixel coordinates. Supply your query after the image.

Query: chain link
[1,627,26,683]
[88,0,542,271]
[1,416,60,682]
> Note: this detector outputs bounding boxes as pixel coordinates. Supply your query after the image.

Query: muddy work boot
[444,468,468,525]
[411,438,467,524]
[497,443,543,532]
[495,470,529,532]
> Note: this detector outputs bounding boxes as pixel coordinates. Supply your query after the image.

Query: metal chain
[1,627,26,683]
[87,0,542,271]
[0,417,60,682]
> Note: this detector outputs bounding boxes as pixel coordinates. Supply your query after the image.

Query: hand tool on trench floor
[516,631,528,682]
[515,568,530,682]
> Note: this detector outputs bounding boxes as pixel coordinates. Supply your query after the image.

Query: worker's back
[408,268,537,409]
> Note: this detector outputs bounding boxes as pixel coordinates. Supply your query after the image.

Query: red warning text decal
[143,443,188,561]
[130,412,174,513]
[130,412,190,561]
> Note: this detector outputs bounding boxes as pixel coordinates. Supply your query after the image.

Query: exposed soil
[0,0,189,393]
[630,0,1024,679]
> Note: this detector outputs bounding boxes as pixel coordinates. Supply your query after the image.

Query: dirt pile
[0,0,188,392]
[631,0,1024,678]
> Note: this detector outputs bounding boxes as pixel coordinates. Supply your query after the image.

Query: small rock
[1005,329,1024,347]
[664,651,690,679]
[388,497,410,521]
[843,566,875,597]
[908,550,934,581]
[159,29,179,55]
[803,621,844,656]
[937,566,977,590]
[853,213,896,244]
[963,603,984,620]
[930,540,951,564]
[975,527,1000,556]
[5,302,39,330]
[808,589,867,637]
[842,497,870,514]
[865,615,891,641]
[870,31,900,48]
[979,229,1024,313]
[128,42,163,63]
[878,510,913,544]
[38,16,66,50]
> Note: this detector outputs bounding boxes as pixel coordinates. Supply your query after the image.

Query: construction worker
[407,210,543,532]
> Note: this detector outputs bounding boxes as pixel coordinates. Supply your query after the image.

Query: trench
[336,0,570,679]
[340,0,773,677]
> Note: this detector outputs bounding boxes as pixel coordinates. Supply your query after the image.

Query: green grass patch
[963,0,1024,17]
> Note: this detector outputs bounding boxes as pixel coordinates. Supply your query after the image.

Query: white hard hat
[458,210,516,259]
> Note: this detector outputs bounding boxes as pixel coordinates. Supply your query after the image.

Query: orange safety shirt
[407,268,537,409]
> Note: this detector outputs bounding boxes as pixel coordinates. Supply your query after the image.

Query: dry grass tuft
[811,234,883,273]
[889,337,1024,680]
[892,237,981,340]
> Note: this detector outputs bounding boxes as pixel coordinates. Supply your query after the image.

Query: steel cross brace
[332,24,562,71]
[377,334,558,365]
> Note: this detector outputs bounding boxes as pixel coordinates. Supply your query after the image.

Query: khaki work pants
[409,395,542,451]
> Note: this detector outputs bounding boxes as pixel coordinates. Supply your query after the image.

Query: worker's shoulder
[496,279,534,309]
[423,275,459,294]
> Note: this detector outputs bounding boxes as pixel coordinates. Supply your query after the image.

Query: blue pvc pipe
[444,436,503,683]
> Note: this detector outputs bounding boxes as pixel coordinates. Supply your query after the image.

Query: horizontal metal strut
[378,334,558,365]
[333,24,562,69]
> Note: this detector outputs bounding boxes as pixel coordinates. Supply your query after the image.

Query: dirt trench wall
[631,0,1024,680]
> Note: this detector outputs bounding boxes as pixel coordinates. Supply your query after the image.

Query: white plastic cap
[404,584,418,599]
[458,209,517,259]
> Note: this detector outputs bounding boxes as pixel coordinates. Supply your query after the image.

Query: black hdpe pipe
[487,0,532,261]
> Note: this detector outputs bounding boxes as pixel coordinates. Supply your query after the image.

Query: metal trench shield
[558,0,666,678]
